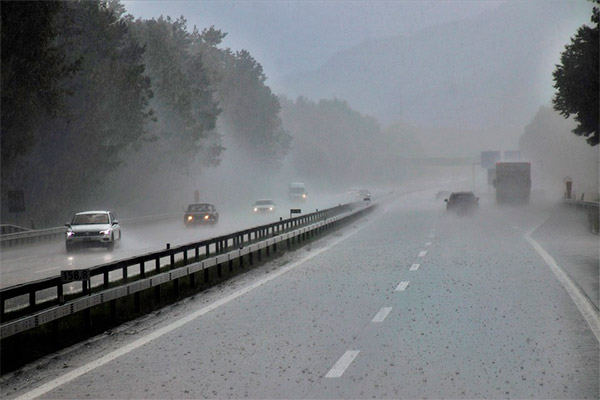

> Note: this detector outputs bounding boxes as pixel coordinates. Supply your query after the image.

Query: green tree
[129,16,223,168]
[1,1,79,172]
[6,0,154,226]
[552,0,599,146]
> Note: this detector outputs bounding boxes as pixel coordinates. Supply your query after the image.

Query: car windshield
[255,200,274,206]
[450,193,475,200]
[72,213,109,225]
[289,187,305,193]
[188,204,212,212]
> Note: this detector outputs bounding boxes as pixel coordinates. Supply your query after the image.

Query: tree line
[1,0,290,225]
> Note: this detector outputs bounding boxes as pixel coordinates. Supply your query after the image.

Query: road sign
[61,269,91,283]
[7,191,25,213]
[290,209,301,214]
[481,151,501,169]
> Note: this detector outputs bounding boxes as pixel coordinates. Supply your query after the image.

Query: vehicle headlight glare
[100,229,111,235]
[67,231,75,237]
[187,215,193,221]
[204,215,209,220]
[254,208,258,212]
[269,207,273,211]
[302,194,306,198]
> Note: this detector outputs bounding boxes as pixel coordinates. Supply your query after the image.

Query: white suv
[65,211,121,252]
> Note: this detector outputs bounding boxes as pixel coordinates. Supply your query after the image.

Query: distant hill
[276,1,593,156]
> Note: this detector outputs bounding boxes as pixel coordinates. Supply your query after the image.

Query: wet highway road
[3,191,598,399]
[0,195,349,289]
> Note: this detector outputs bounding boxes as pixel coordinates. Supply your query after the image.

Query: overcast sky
[123,0,505,81]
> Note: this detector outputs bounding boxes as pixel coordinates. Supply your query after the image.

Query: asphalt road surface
[2,190,598,399]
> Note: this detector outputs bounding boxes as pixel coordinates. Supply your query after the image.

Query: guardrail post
[217,263,222,278]
[204,265,210,283]
[190,272,196,288]
[140,261,145,278]
[183,250,188,265]
[103,271,109,290]
[205,244,210,258]
[174,278,180,297]
[249,252,254,266]
[122,262,128,281]
[29,290,35,312]
[229,258,233,272]
[239,253,244,269]
[195,246,200,262]
[257,248,262,262]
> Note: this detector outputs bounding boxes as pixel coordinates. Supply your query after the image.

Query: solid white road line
[371,307,392,323]
[325,350,360,378]
[15,217,371,400]
[409,263,420,271]
[418,250,427,257]
[395,281,410,291]
[525,229,600,343]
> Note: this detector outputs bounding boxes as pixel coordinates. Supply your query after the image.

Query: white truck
[288,181,308,201]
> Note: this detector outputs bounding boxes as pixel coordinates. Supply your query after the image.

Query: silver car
[253,199,276,213]
[65,211,121,252]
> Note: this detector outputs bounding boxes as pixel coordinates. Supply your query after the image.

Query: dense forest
[1,0,420,227]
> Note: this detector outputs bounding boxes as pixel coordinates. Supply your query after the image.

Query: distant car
[253,199,276,213]
[65,211,121,252]
[445,192,479,215]
[358,189,371,200]
[184,203,218,225]
[436,190,451,200]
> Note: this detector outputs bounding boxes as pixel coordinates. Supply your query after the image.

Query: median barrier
[0,200,374,372]
[563,198,599,234]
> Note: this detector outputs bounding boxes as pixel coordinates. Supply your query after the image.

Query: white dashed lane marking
[418,250,427,257]
[395,281,410,291]
[425,242,432,247]
[409,263,420,271]
[325,350,360,378]
[371,307,392,322]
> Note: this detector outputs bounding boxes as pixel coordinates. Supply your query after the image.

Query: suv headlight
[187,215,193,221]
[66,230,75,237]
[204,215,209,220]
[254,207,258,212]
[100,229,111,235]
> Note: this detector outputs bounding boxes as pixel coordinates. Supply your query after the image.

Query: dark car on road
[445,191,479,215]
[184,203,219,225]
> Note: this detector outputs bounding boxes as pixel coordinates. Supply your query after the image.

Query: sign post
[61,269,91,297]
[290,208,301,219]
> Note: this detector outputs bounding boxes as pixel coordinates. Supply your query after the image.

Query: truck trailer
[493,162,531,204]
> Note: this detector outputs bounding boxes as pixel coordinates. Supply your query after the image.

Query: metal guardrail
[0,224,31,235]
[0,212,181,248]
[0,202,366,338]
[563,198,599,234]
